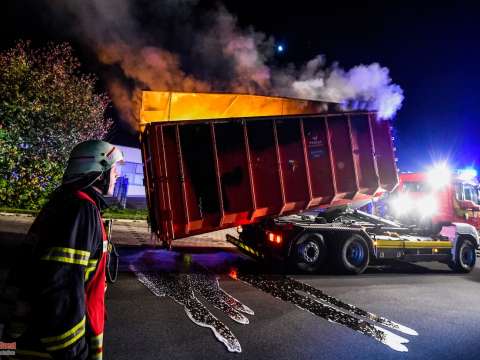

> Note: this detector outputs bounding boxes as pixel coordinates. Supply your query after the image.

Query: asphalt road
[2,213,480,360]
[105,247,480,360]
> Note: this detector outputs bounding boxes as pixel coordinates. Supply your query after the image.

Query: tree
[0,41,112,209]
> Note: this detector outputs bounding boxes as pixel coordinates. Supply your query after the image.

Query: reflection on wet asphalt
[128,249,417,353]
[237,274,417,352]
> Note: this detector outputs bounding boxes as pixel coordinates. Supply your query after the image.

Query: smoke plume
[290,57,404,119]
[46,0,403,130]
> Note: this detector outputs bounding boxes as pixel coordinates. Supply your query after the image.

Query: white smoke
[289,59,404,119]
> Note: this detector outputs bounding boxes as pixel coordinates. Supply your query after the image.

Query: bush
[0,41,112,209]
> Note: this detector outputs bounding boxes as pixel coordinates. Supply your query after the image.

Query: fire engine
[389,166,480,230]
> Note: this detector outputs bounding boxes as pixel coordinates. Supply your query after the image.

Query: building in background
[110,145,146,209]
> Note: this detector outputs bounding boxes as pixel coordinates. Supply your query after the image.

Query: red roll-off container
[139,91,398,241]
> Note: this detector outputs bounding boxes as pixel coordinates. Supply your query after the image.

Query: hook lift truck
[138,91,479,275]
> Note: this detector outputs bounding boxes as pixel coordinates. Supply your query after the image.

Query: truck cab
[454,177,480,228]
[390,167,480,230]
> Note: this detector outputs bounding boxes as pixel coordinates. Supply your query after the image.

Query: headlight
[390,194,413,216]
[417,196,438,217]
[390,194,438,218]
[426,163,451,189]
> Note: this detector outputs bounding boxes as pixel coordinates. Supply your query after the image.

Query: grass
[0,207,39,215]
[102,207,148,220]
[0,206,149,220]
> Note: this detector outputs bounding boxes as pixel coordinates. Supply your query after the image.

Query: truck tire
[290,233,326,273]
[333,234,369,275]
[448,238,476,273]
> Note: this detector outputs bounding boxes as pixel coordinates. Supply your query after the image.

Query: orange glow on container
[139,91,330,132]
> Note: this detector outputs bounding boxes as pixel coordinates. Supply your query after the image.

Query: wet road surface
[104,247,480,360]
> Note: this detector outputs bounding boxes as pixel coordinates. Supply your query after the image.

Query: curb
[111,218,149,224]
[0,212,148,222]
[0,212,35,217]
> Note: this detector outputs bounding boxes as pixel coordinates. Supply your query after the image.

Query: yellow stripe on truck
[375,240,404,248]
[226,234,264,258]
[403,241,452,249]
[375,240,452,249]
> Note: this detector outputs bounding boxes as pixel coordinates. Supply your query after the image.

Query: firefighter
[4,140,123,359]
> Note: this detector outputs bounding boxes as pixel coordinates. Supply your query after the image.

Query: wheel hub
[346,241,365,266]
[461,245,475,267]
[301,242,320,263]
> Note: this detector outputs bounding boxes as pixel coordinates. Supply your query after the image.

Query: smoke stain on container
[237,274,417,352]
[132,265,254,353]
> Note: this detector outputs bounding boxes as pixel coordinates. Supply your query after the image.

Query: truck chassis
[228,208,479,274]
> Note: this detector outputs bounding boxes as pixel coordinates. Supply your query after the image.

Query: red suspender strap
[75,190,107,357]
[75,191,107,240]
[75,190,97,206]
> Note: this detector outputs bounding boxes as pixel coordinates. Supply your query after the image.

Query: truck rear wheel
[333,234,369,275]
[290,233,326,273]
[448,238,476,273]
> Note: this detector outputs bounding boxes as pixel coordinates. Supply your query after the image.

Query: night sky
[2,1,479,172]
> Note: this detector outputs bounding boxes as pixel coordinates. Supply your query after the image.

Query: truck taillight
[275,235,282,244]
[266,231,282,244]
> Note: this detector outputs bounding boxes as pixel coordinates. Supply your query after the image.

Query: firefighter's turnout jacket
[8,186,108,360]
